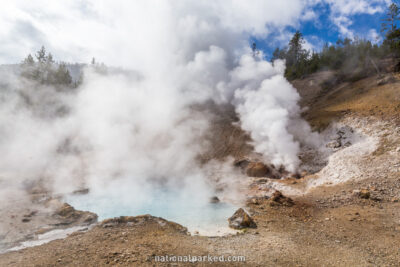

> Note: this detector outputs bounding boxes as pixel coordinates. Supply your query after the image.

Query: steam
[0,1,320,231]
[228,57,320,172]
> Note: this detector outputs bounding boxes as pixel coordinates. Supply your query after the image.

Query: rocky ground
[0,190,97,252]
[0,72,400,266]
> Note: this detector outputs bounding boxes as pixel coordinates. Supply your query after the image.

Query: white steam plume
[0,1,320,230]
[227,57,320,172]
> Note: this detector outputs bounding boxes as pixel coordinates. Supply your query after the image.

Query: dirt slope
[296,72,400,130]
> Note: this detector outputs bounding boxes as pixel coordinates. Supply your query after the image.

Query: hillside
[1,70,400,266]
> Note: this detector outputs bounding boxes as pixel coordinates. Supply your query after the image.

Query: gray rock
[228,208,257,229]
[209,196,220,203]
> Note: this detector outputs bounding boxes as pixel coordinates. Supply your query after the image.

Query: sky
[0,0,394,65]
[254,0,393,59]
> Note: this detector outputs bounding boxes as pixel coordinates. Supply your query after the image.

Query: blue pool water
[66,187,237,235]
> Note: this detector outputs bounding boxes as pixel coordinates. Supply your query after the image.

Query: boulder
[72,188,89,195]
[326,140,341,149]
[54,203,98,225]
[359,189,370,199]
[270,190,294,206]
[228,208,257,229]
[55,203,76,217]
[343,141,352,147]
[246,162,270,177]
[233,158,250,169]
[246,196,267,205]
[235,159,281,179]
[209,196,220,203]
[370,195,382,202]
[268,166,282,179]
[82,213,98,224]
[100,215,188,233]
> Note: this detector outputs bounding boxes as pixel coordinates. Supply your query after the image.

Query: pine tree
[284,31,307,80]
[381,2,400,52]
[54,63,72,85]
[287,31,305,66]
[36,46,47,63]
[22,54,35,66]
[21,54,36,79]
[271,47,287,61]
[47,53,55,65]
[381,3,400,35]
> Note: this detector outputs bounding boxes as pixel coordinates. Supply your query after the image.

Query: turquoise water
[66,187,237,235]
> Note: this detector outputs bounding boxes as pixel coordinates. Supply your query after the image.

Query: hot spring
[65,182,238,236]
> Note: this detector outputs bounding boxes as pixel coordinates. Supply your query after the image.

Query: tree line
[20,46,108,89]
[271,2,400,81]
[21,46,74,87]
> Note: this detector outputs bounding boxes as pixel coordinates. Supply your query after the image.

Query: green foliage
[381,3,400,35]
[384,28,400,52]
[23,54,35,65]
[20,46,73,89]
[287,31,306,66]
[54,63,73,85]
[272,32,390,81]
[271,47,287,61]
[21,54,35,79]
[381,2,400,54]
[271,31,313,80]
[35,46,47,63]
[269,3,400,81]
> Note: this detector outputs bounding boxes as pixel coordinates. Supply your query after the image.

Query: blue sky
[253,0,392,60]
